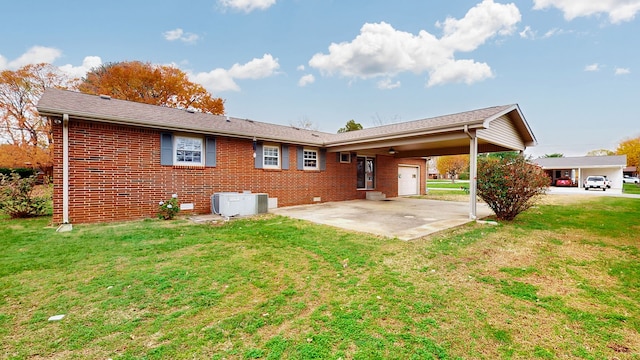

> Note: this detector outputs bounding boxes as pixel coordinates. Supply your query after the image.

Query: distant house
[37,88,537,224]
[533,155,627,188]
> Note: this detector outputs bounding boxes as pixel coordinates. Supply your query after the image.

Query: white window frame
[340,152,351,163]
[174,135,204,166]
[263,144,280,169]
[303,148,319,170]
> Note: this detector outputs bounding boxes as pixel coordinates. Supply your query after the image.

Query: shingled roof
[37,88,535,154]
[533,155,627,169]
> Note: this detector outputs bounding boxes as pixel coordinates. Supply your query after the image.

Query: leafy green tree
[476,155,549,221]
[542,153,563,158]
[337,119,363,133]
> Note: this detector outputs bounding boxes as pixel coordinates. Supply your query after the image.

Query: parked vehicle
[603,175,611,188]
[623,176,639,184]
[555,177,572,187]
[584,175,607,191]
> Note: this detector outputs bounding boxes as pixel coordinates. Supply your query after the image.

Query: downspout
[464,125,478,220]
[57,114,73,232]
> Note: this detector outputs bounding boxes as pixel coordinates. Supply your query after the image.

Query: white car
[623,176,640,184]
[584,176,607,191]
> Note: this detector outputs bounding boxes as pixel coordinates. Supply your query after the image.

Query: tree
[616,136,640,169]
[476,155,549,221]
[484,151,520,160]
[586,149,615,156]
[436,155,469,182]
[542,153,563,158]
[78,61,225,115]
[0,63,75,170]
[337,119,363,133]
[290,116,318,130]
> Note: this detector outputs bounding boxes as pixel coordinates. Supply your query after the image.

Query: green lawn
[1,196,639,359]
[624,182,640,194]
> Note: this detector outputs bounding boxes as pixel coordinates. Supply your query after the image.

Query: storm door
[356,156,375,189]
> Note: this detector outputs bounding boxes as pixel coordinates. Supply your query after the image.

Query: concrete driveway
[270,197,493,240]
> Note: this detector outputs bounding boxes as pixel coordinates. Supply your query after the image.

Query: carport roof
[533,155,627,169]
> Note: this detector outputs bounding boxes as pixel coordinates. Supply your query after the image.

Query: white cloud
[298,74,315,87]
[58,56,103,78]
[533,0,640,23]
[377,78,401,90]
[0,46,62,70]
[308,0,520,87]
[584,63,600,72]
[228,54,279,79]
[219,0,276,12]
[296,65,305,71]
[189,54,280,93]
[428,60,493,87]
[163,28,199,44]
[615,67,631,75]
[519,26,537,39]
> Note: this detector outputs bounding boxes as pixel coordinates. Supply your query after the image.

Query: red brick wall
[51,119,426,223]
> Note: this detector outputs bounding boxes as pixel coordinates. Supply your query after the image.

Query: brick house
[37,88,536,225]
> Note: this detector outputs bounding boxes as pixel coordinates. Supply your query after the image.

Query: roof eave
[37,106,327,147]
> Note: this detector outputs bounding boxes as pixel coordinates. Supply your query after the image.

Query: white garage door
[398,166,419,196]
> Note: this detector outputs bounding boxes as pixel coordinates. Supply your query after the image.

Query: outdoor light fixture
[253,137,257,158]
[388,147,397,155]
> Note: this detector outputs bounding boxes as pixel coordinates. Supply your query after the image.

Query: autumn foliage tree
[0,63,75,170]
[436,155,469,182]
[78,61,225,115]
[476,155,549,221]
[616,136,640,170]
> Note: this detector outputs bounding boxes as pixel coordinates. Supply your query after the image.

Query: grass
[624,183,640,194]
[1,195,639,359]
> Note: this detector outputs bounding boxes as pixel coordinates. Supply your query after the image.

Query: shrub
[0,168,37,178]
[158,194,180,220]
[476,155,549,221]
[0,173,50,218]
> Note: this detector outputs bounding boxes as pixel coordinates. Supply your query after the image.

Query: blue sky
[2,0,639,158]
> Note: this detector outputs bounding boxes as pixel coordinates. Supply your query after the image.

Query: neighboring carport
[324,104,537,220]
[533,155,627,189]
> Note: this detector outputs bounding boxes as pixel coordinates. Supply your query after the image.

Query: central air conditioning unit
[211,192,268,217]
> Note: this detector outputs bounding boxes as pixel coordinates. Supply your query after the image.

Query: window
[340,152,351,163]
[175,136,203,165]
[263,145,280,168]
[303,149,318,170]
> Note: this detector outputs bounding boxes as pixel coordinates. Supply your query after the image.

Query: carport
[324,104,537,220]
[533,155,627,189]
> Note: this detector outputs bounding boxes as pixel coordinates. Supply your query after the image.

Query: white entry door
[398,166,419,196]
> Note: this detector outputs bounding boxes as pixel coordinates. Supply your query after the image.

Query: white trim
[303,148,319,170]
[339,152,351,163]
[174,135,204,166]
[263,144,280,169]
[62,114,69,224]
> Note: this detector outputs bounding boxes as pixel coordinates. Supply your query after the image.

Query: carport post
[467,128,478,220]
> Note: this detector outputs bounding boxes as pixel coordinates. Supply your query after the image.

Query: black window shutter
[255,142,263,168]
[282,145,289,170]
[205,137,216,167]
[160,133,173,165]
[319,148,327,171]
[297,146,304,170]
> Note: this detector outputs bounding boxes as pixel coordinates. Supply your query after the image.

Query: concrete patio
[270,197,493,241]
